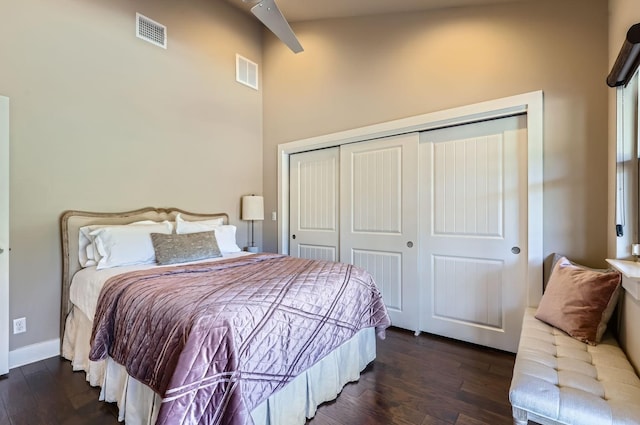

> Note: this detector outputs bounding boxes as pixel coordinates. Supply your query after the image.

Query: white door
[289,147,340,261]
[340,133,419,332]
[420,115,527,353]
[0,96,9,375]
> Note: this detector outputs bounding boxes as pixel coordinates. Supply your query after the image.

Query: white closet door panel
[351,146,402,233]
[432,255,502,328]
[420,115,527,353]
[434,134,503,237]
[341,133,419,332]
[297,152,338,232]
[353,249,402,310]
[290,148,339,261]
[298,245,336,262]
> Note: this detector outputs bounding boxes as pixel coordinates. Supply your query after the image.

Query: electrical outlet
[13,317,26,334]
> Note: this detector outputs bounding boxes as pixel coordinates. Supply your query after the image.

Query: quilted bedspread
[89,253,390,425]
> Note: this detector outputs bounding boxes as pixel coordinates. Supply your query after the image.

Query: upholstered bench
[509,308,640,425]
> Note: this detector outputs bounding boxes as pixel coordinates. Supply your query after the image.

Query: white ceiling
[226,0,532,23]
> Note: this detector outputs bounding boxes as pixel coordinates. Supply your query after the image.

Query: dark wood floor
[0,328,519,425]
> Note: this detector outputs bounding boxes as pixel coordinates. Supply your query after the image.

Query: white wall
[0,0,264,351]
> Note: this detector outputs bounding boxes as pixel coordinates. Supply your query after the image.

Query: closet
[288,109,533,353]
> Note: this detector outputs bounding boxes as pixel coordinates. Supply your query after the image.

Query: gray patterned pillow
[150,231,221,265]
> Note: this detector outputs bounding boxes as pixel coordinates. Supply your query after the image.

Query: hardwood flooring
[306,328,518,425]
[0,328,520,425]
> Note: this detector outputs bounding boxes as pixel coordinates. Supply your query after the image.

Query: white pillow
[79,225,103,267]
[90,221,173,270]
[175,215,240,254]
[212,225,242,254]
[78,220,157,267]
[175,213,225,233]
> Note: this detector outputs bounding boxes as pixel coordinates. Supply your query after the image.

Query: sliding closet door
[420,115,527,353]
[0,96,8,376]
[340,133,419,332]
[289,147,340,261]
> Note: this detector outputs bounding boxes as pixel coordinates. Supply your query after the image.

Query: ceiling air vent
[136,13,167,49]
[236,54,259,90]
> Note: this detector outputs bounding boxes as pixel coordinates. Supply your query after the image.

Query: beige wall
[0,0,264,350]
[609,0,640,372]
[262,0,609,272]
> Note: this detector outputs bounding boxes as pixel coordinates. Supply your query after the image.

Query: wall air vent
[236,54,259,90]
[136,13,167,49]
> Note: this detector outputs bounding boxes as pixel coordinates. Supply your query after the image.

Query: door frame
[277,91,543,307]
[0,96,9,376]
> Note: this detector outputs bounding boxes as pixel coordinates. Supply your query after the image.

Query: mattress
[69,252,251,321]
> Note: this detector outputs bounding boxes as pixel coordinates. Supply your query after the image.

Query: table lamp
[242,195,264,253]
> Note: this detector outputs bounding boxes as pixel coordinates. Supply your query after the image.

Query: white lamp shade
[242,195,264,221]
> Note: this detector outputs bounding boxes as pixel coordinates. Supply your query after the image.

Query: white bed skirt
[62,307,376,425]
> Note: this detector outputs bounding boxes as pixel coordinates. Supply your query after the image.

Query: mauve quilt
[89,253,390,425]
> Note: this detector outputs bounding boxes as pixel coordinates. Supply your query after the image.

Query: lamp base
[246,246,259,253]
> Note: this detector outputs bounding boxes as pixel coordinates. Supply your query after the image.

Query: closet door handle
[406,241,414,248]
[292,235,296,240]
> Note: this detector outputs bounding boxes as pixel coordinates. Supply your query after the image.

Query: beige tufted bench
[509,308,640,425]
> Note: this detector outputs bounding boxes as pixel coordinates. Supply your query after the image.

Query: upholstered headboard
[59,207,228,341]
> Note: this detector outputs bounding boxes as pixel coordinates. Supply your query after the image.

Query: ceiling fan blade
[250,0,303,53]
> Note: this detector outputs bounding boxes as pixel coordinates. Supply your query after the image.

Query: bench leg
[512,406,528,425]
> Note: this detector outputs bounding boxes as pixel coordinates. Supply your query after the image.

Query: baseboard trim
[9,338,60,369]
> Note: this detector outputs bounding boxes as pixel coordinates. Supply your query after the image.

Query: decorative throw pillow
[535,256,622,345]
[150,231,222,265]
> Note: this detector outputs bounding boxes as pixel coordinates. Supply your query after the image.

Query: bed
[59,207,390,425]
